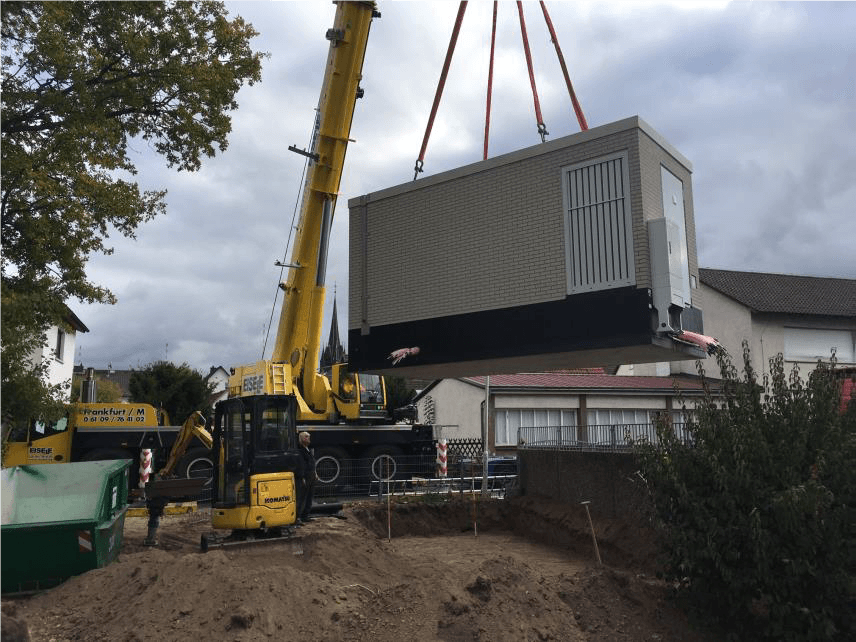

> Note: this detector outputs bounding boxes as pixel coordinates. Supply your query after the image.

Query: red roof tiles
[462,371,706,392]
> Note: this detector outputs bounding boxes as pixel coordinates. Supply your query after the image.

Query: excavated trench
[2,496,712,642]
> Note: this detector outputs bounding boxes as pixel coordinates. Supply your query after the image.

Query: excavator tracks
[200,525,300,552]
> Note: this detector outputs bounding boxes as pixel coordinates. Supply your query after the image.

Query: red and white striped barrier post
[436,439,448,478]
[139,448,153,489]
[78,530,93,553]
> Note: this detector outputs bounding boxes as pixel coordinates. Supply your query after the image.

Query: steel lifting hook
[413,159,424,181]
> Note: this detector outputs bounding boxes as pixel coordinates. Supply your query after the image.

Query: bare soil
[2,496,713,641]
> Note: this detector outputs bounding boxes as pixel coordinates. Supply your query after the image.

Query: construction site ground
[1,495,715,641]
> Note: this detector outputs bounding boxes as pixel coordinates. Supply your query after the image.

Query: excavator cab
[331,364,388,423]
[209,395,302,533]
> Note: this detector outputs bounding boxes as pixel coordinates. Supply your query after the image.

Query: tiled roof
[95,369,133,396]
[205,365,229,381]
[700,268,856,318]
[64,306,89,333]
[462,371,706,393]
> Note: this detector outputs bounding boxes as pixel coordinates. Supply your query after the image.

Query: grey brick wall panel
[349,116,698,333]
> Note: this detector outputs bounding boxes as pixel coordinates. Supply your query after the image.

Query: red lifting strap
[414,1,468,180]
[516,1,548,142]
[483,1,498,160]
[539,1,588,131]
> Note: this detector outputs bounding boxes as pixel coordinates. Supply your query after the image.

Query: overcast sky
[74,0,856,374]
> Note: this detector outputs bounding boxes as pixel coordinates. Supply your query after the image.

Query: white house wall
[207,368,230,405]
[616,362,671,377]
[585,395,667,410]
[494,394,580,409]
[209,372,228,392]
[751,315,855,379]
[28,324,77,402]
[674,283,855,381]
[673,284,753,377]
[419,379,484,440]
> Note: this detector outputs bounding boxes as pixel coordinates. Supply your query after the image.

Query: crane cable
[483,1,498,161]
[413,1,468,181]
[539,1,588,132]
[261,115,315,360]
[516,1,548,143]
[417,1,589,176]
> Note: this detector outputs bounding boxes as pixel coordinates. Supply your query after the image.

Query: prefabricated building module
[348,116,706,379]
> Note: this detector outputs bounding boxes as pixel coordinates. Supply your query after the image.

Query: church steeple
[320,291,346,370]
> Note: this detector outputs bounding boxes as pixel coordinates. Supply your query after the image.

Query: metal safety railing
[314,453,518,501]
[517,423,692,453]
[370,472,517,501]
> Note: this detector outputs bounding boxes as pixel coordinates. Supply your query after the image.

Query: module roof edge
[634,115,693,171]
[348,116,691,207]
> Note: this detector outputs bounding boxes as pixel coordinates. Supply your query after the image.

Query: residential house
[29,307,88,402]
[622,268,856,380]
[205,366,230,407]
[93,366,134,402]
[74,364,231,407]
[415,369,707,455]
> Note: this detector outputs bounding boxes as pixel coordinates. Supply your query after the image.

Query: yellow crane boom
[229,1,377,422]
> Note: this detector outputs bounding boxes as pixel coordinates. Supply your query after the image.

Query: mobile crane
[1,398,211,492]
[203,1,434,545]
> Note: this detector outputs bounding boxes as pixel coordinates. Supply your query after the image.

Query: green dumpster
[1,459,131,594]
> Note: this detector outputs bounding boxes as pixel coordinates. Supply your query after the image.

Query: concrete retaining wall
[518,450,651,519]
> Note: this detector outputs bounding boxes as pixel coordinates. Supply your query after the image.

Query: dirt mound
[3,496,708,641]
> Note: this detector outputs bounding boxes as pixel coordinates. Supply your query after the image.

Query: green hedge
[636,346,855,640]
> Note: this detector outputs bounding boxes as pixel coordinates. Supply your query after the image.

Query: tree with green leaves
[129,361,214,424]
[636,347,856,640]
[70,375,123,404]
[1,1,264,424]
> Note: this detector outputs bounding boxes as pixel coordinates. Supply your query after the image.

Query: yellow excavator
[142,410,211,546]
[199,1,380,548]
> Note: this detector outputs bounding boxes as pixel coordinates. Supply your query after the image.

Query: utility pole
[482,375,490,495]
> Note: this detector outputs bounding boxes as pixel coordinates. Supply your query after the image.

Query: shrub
[636,345,855,640]
[128,361,214,422]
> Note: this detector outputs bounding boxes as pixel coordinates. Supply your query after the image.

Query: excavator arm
[157,410,211,478]
[143,410,212,546]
